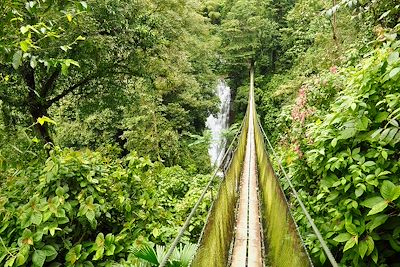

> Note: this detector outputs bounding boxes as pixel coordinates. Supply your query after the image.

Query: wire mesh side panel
[253,114,312,267]
[191,112,249,267]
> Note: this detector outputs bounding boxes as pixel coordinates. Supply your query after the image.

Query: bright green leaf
[345,223,358,235]
[152,228,160,238]
[5,257,15,267]
[367,200,388,216]
[60,46,70,52]
[20,26,29,34]
[331,138,337,147]
[37,116,56,126]
[361,196,384,208]
[339,127,357,140]
[80,1,88,9]
[381,180,398,201]
[359,240,368,259]
[30,57,37,69]
[66,14,73,22]
[15,252,27,266]
[31,211,42,225]
[65,245,81,264]
[389,67,400,79]
[388,52,399,65]
[76,35,86,41]
[366,236,374,255]
[333,233,351,242]
[343,236,357,252]
[355,188,364,197]
[20,40,30,52]
[86,210,95,222]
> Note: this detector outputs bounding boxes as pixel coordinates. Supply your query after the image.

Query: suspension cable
[257,119,338,267]
[159,117,245,267]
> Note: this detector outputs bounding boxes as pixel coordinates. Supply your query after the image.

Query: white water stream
[206,80,231,166]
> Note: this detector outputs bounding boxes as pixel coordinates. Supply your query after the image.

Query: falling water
[206,80,231,166]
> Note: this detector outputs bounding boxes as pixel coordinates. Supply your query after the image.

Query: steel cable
[257,118,339,267]
[159,117,245,267]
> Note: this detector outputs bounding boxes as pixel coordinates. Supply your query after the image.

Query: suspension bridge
[159,66,339,267]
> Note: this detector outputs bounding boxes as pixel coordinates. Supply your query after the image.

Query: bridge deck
[231,72,263,266]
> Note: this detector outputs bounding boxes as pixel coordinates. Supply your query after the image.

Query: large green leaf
[381,180,400,201]
[333,233,351,242]
[12,51,23,69]
[339,127,357,140]
[345,223,358,235]
[359,240,368,259]
[32,250,46,267]
[343,236,357,252]
[367,214,388,232]
[65,245,81,264]
[367,200,388,216]
[389,67,400,79]
[388,52,399,65]
[361,196,384,208]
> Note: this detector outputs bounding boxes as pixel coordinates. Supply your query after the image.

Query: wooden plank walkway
[231,69,263,267]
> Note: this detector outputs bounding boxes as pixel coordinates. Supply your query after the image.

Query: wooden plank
[231,145,250,267]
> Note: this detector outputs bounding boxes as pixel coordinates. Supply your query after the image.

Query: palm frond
[170,243,197,267]
[132,244,159,266]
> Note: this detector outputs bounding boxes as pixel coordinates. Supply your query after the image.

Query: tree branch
[46,59,128,108]
[46,75,93,108]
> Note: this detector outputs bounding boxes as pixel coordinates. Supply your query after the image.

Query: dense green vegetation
[0,0,217,266]
[1,0,400,266]
[216,0,400,265]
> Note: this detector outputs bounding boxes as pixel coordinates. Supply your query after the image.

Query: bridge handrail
[257,117,339,267]
[159,113,246,267]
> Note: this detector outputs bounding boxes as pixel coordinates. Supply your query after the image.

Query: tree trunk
[331,0,339,49]
[22,64,53,144]
[28,99,53,144]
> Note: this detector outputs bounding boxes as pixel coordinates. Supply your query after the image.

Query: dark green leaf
[367,214,388,232]
[42,245,57,257]
[374,112,388,123]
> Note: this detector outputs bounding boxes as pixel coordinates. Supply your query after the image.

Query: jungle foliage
[216,0,400,265]
[0,0,218,266]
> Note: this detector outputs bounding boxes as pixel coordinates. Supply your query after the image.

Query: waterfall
[206,80,231,166]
